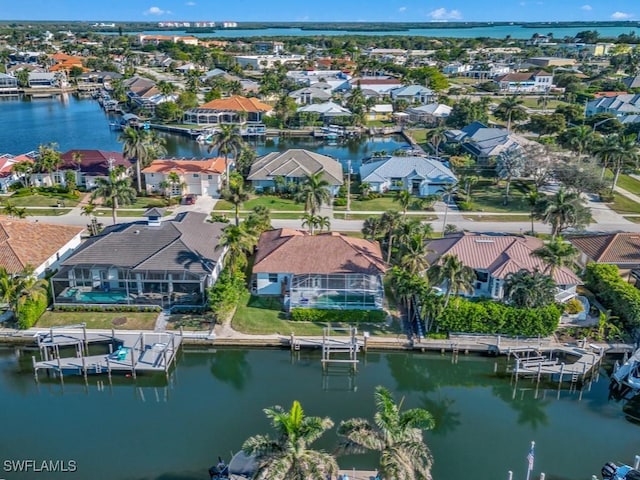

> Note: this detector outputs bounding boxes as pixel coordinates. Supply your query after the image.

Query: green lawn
[616,174,640,196]
[334,195,402,212]
[518,97,568,110]
[37,311,158,330]
[120,196,167,209]
[334,212,437,221]
[25,208,72,216]
[214,195,303,212]
[608,193,640,214]
[464,179,532,213]
[463,214,532,222]
[232,293,397,336]
[8,194,80,207]
[624,216,640,224]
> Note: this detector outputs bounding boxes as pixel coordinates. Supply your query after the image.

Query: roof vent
[135,230,140,234]
[475,239,495,243]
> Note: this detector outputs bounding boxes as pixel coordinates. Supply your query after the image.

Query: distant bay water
[132,24,640,39]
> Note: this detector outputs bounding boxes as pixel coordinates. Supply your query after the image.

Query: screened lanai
[287,273,384,310]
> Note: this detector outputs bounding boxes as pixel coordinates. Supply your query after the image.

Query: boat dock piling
[32,326,182,381]
[320,327,360,372]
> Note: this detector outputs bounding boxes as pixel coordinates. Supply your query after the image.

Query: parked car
[183,194,196,205]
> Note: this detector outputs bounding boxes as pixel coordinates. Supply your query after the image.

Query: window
[208,175,213,179]
[391,178,403,187]
[268,274,278,283]
[193,174,199,178]
[476,271,488,283]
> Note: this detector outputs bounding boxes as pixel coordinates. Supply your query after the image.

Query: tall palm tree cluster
[296,171,332,234]
[0,266,48,325]
[242,386,435,480]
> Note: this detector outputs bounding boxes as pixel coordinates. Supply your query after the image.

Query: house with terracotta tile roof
[183,95,273,125]
[51,212,227,309]
[142,157,227,197]
[0,218,84,278]
[568,233,640,276]
[252,229,387,311]
[0,154,24,193]
[426,233,582,302]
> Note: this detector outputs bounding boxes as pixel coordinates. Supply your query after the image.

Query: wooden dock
[32,327,182,379]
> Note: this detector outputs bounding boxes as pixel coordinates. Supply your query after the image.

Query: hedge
[290,308,386,323]
[437,298,561,337]
[584,263,640,333]
[54,305,161,313]
[18,296,49,329]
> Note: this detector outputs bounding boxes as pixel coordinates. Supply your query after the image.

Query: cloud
[611,11,633,19]
[428,8,462,20]
[185,1,196,5]
[144,6,170,15]
[581,4,592,10]
[398,6,407,13]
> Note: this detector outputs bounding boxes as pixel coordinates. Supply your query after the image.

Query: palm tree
[532,236,578,278]
[90,170,136,225]
[461,175,478,202]
[207,124,244,182]
[526,190,542,235]
[427,254,475,308]
[338,386,435,480]
[542,188,590,239]
[242,400,337,480]
[565,125,594,159]
[216,224,257,272]
[36,143,63,185]
[380,210,403,264]
[494,95,527,131]
[301,213,319,235]
[167,171,186,198]
[394,189,413,217]
[426,127,447,158]
[592,134,620,180]
[503,269,557,308]
[11,161,33,187]
[316,215,331,233]
[362,216,384,240]
[439,184,458,234]
[0,266,48,323]
[610,134,639,194]
[399,233,431,275]
[119,126,147,193]
[295,171,331,216]
[222,172,250,226]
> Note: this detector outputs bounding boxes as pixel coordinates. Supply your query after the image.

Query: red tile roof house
[426,233,582,303]
[29,150,132,189]
[142,157,227,198]
[183,95,273,126]
[568,233,640,279]
[252,229,388,311]
[0,217,84,278]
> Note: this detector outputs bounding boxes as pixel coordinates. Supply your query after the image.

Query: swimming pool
[61,289,132,303]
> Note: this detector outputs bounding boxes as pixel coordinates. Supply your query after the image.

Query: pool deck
[32,329,181,377]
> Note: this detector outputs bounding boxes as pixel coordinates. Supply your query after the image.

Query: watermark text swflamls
[3,460,77,474]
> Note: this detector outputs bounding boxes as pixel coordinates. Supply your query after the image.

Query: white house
[234,55,304,70]
[142,157,227,197]
[359,156,457,197]
[296,102,351,122]
[494,71,553,93]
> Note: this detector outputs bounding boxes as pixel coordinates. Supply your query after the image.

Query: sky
[1,0,638,23]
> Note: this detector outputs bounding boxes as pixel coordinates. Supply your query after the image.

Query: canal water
[0,95,407,170]
[1,346,638,480]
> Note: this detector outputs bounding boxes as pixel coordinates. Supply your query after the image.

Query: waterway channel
[0,95,407,171]
[1,346,638,480]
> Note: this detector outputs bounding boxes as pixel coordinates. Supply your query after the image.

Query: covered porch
[183,109,264,125]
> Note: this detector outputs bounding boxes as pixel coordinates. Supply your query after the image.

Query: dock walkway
[32,328,182,378]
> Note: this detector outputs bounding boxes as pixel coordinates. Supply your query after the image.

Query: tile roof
[60,212,227,275]
[142,157,226,175]
[253,229,387,275]
[426,233,581,285]
[568,233,640,266]
[197,95,273,112]
[0,218,84,274]
[60,150,129,176]
[248,149,344,185]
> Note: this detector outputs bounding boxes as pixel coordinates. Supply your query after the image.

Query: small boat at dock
[602,460,640,480]
[612,348,640,393]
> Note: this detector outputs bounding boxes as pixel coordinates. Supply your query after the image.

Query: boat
[209,452,256,479]
[602,461,640,480]
[612,348,640,393]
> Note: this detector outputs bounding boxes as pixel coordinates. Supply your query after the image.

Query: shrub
[290,308,386,323]
[333,198,347,207]
[565,298,584,315]
[585,263,640,334]
[18,296,49,329]
[457,201,474,211]
[208,269,246,319]
[436,298,561,337]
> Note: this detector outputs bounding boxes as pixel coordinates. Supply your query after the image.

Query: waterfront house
[493,71,553,93]
[28,72,57,88]
[389,85,436,105]
[0,73,18,93]
[183,95,273,125]
[0,217,84,278]
[568,233,640,279]
[51,211,228,309]
[367,104,394,121]
[248,149,343,195]
[30,150,131,189]
[142,157,227,198]
[296,102,351,123]
[252,229,387,311]
[445,122,534,163]
[288,84,333,105]
[426,233,581,302]
[403,103,452,125]
[359,156,457,197]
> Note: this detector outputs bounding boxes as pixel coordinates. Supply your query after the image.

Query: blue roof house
[390,85,436,105]
[359,156,457,197]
